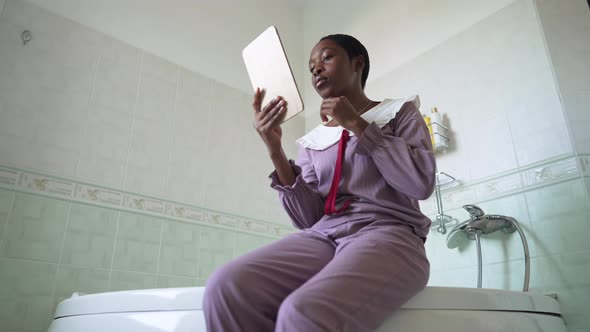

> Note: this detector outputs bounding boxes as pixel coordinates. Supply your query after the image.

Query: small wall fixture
[21,30,32,45]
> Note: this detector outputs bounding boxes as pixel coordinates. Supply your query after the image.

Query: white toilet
[48,286,567,332]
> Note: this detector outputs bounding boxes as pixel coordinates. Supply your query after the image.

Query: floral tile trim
[0,165,295,238]
[422,154,587,216]
[1,154,587,238]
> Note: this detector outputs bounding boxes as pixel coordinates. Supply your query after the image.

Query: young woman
[203,34,436,332]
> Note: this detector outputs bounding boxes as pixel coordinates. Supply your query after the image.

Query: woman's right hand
[252,88,287,154]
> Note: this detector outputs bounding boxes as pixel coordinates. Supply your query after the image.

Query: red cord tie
[324,130,352,215]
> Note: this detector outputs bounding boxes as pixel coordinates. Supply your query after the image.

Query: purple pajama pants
[203,220,429,332]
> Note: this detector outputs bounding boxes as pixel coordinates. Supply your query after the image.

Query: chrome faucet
[447,204,530,292]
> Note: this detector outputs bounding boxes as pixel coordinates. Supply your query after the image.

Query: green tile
[235,233,271,257]
[195,278,207,287]
[525,179,590,256]
[158,221,200,277]
[0,258,57,332]
[60,203,118,268]
[53,266,110,307]
[112,212,161,273]
[0,189,14,246]
[109,270,157,292]
[0,193,69,262]
[198,227,235,280]
[156,275,196,288]
[528,253,590,330]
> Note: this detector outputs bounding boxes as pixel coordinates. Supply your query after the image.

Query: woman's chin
[316,87,338,99]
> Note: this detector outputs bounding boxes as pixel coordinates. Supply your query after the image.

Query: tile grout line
[196,224,203,284]
[49,202,73,303]
[72,51,100,178]
[163,64,181,199]
[199,84,214,209]
[122,52,145,188]
[154,219,165,287]
[107,210,122,290]
[0,191,16,255]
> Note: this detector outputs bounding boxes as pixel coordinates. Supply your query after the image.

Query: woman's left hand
[320,96,369,135]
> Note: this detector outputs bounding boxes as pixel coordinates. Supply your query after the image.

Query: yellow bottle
[423,115,435,147]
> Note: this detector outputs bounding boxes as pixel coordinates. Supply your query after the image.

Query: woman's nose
[313,66,323,76]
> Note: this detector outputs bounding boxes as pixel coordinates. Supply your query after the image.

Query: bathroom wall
[0,2,298,331]
[534,0,590,156]
[0,185,283,331]
[0,0,305,224]
[302,0,517,124]
[20,0,306,94]
[303,0,589,330]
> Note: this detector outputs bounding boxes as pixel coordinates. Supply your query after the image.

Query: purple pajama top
[269,97,436,240]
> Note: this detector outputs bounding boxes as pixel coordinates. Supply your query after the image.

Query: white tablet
[242,26,304,123]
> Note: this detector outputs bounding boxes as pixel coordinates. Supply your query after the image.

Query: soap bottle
[431,107,448,151]
[423,115,435,147]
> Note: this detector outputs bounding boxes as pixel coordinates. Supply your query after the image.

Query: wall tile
[0,193,69,262]
[157,221,200,277]
[562,92,590,155]
[60,203,118,269]
[156,275,196,288]
[166,144,207,207]
[142,52,179,84]
[234,233,272,257]
[125,116,171,197]
[109,270,157,292]
[135,74,175,123]
[529,252,590,330]
[112,212,161,273]
[53,266,110,307]
[198,226,235,281]
[0,189,14,246]
[0,258,57,332]
[92,54,139,114]
[525,179,590,257]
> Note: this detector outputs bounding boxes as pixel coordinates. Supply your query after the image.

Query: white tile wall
[0,0,303,224]
[364,0,572,184]
[535,0,590,155]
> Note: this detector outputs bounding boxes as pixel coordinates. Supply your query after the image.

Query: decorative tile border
[0,154,587,237]
[422,154,589,216]
[0,165,296,238]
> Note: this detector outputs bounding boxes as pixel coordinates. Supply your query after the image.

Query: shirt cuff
[268,160,307,193]
[354,121,385,156]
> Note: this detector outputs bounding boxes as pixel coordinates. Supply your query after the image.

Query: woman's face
[309,39,361,98]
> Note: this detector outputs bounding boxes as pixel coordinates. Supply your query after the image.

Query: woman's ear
[353,55,365,73]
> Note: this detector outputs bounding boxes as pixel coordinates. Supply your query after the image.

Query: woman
[203,34,436,332]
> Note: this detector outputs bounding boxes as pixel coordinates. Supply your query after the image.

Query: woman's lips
[315,78,327,88]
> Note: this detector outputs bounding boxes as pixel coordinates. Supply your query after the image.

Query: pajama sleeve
[268,146,325,229]
[353,101,436,200]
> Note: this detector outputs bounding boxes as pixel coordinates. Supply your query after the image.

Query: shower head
[446,220,471,249]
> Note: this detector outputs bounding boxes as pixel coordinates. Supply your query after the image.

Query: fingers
[258,99,286,127]
[252,88,262,113]
[260,104,286,131]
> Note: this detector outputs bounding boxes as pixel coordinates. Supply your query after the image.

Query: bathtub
[48,286,567,331]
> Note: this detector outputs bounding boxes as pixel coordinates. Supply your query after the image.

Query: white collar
[296,95,421,151]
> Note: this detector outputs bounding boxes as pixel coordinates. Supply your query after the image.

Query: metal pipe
[488,215,531,292]
[512,220,530,292]
[472,229,483,288]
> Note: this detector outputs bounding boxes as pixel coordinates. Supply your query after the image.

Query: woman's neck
[342,89,372,114]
